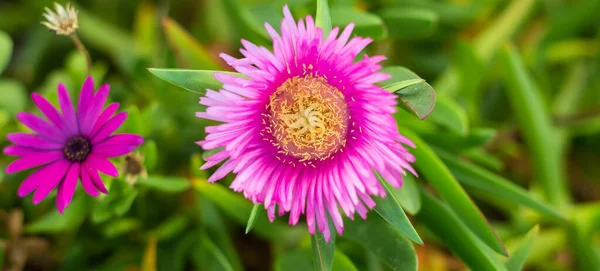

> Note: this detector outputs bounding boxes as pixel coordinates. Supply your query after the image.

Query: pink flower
[197,6,416,241]
[4,77,143,213]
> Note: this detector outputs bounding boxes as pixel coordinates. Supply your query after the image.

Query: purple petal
[6,151,64,174]
[80,84,109,137]
[80,165,99,196]
[7,133,63,150]
[17,112,66,142]
[17,160,66,197]
[58,83,78,135]
[32,93,64,129]
[91,112,128,144]
[92,145,137,158]
[3,146,45,156]
[90,103,119,137]
[77,77,95,127]
[28,160,71,204]
[84,163,108,194]
[85,154,119,177]
[56,162,80,214]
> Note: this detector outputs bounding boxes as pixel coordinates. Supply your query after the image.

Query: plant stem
[70,33,92,76]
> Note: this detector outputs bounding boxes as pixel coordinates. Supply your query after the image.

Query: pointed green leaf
[197,231,235,271]
[402,129,507,255]
[25,196,88,233]
[138,175,190,193]
[0,31,13,75]
[245,204,262,234]
[380,8,438,39]
[311,219,335,271]
[394,173,421,215]
[374,174,422,244]
[505,226,539,271]
[500,45,569,206]
[142,140,158,172]
[436,149,566,222]
[148,68,240,94]
[162,17,221,69]
[315,0,332,36]
[276,248,358,271]
[417,191,507,271]
[330,7,387,39]
[427,96,469,136]
[344,215,417,271]
[380,66,436,120]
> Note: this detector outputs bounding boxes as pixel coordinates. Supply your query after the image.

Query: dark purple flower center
[63,136,91,162]
[266,75,349,161]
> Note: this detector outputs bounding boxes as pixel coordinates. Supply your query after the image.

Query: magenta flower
[4,77,143,213]
[197,6,416,240]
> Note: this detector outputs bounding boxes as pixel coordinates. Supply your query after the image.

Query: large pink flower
[4,77,143,213]
[197,6,416,240]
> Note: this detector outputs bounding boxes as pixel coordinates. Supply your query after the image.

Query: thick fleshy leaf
[245,203,262,234]
[162,17,221,69]
[505,226,539,271]
[380,66,436,120]
[436,149,566,221]
[380,8,438,39]
[330,7,387,39]
[0,31,12,75]
[402,129,507,256]
[374,174,422,244]
[344,215,417,271]
[148,68,240,94]
[315,0,332,36]
[311,218,335,271]
[417,191,507,271]
[137,175,190,193]
[500,45,569,206]
[427,96,469,135]
[394,173,421,215]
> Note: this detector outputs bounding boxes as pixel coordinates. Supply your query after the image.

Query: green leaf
[138,175,190,193]
[380,8,438,39]
[330,7,387,40]
[122,105,144,136]
[142,140,158,172]
[344,215,417,271]
[25,196,88,233]
[394,173,421,215]
[193,180,305,244]
[162,17,221,69]
[311,219,335,271]
[276,248,358,271]
[148,68,240,94]
[500,45,569,206]
[373,174,422,244]
[195,232,235,271]
[427,96,469,135]
[417,191,507,271]
[505,226,539,271]
[102,218,141,238]
[421,128,496,153]
[315,0,332,36]
[0,79,27,115]
[150,215,190,241]
[436,149,566,222]
[0,31,13,75]
[245,204,262,234]
[402,129,507,255]
[380,66,436,120]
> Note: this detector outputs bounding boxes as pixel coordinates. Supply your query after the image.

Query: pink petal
[17,112,66,142]
[17,159,66,197]
[85,155,118,177]
[32,93,63,129]
[84,164,108,194]
[77,77,95,127]
[7,133,63,150]
[3,146,45,156]
[32,159,71,204]
[58,83,78,134]
[95,134,144,146]
[6,151,64,173]
[91,112,128,144]
[91,145,138,158]
[80,165,99,196]
[80,84,110,137]
[56,162,80,214]
[90,103,119,136]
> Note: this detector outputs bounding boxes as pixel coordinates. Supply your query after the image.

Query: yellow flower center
[267,75,348,161]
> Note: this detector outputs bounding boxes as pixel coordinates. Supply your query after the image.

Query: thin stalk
[70,33,92,76]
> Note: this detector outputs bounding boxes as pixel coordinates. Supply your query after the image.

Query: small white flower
[41,3,79,36]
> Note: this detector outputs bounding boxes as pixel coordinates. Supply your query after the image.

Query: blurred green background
[1,0,599,270]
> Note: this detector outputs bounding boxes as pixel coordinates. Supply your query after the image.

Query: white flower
[41,3,79,36]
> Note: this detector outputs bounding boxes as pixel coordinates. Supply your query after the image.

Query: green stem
[70,33,92,76]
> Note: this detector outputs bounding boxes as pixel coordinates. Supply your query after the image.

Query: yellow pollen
[266,75,349,161]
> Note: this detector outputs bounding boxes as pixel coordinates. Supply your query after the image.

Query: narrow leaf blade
[380,66,436,120]
[311,221,335,271]
[505,226,539,271]
[245,204,262,234]
[315,0,332,36]
[148,68,239,94]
